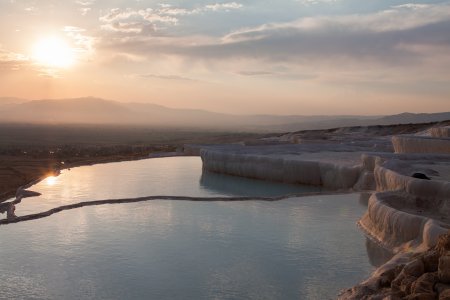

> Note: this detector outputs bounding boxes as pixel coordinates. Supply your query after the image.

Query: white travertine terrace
[360,191,449,250]
[199,126,450,299]
[431,126,450,138]
[392,135,450,154]
[357,153,450,250]
[201,149,363,189]
[201,145,450,249]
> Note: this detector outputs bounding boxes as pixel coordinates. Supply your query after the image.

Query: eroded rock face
[401,276,418,294]
[437,234,450,255]
[440,289,450,300]
[404,292,437,300]
[435,283,450,295]
[423,250,440,273]
[379,266,400,288]
[404,259,426,278]
[411,273,438,294]
[340,232,450,300]
[439,256,450,283]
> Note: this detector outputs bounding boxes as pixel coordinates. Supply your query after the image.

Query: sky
[0,0,449,115]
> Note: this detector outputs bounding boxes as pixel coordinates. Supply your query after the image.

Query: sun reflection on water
[45,176,58,186]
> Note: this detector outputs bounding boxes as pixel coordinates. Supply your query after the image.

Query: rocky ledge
[340,232,450,300]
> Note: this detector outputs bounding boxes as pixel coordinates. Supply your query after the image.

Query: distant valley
[1,97,449,132]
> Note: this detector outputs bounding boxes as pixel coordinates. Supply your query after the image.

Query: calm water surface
[9,157,321,216]
[0,157,392,299]
[0,195,384,300]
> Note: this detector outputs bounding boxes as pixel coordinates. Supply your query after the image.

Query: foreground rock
[339,232,450,300]
[339,126,450,299]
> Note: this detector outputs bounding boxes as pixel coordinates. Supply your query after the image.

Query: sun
[32,37,75,68]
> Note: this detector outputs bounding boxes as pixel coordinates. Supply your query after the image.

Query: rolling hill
[0,97,448,132]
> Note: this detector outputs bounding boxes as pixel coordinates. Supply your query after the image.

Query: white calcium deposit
[201,149,363,189]
[431,126,450,138]
[392,135,450,154]
[198,126,450,299]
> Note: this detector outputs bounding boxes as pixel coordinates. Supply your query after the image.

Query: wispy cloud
[236,71,274,76]
[76,0,95,16]
[0,47,28,71]
[296,0,338,5]
[99,3,450,69]
[99,2,244,34]
[136,73,197,81]
[62,26,95,57]
[0,47,63,78]
[235,70,316,81]
[204,2,243,11]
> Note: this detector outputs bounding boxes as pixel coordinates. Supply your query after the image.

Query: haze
[1,0,449,115]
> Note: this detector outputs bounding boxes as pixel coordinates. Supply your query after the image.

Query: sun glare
[46,176,58,186]
[32,37,75,68]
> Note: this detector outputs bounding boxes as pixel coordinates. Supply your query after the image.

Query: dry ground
[0,124,266,201]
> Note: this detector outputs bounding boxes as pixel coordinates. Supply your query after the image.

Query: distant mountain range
[0,97,449,132]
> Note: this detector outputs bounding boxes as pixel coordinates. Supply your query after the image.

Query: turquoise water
[6,157,321,216]
[0,157,391,299]
[0,195,380,300]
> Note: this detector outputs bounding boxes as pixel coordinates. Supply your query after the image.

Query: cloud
[62,26,95,57]
[102,21,157,34]
[99,8,178,34]
[0,26,95,77]
[204,2,243,11]
[156,2,243,15]
[79,7,91,16]
[0,47,62,78]
[75,0,95,5]
[99,2,244,34]
[136,73,197,81]
[235,70,316,80]
[98,2,450,72]
[236,71,274,76]
[222,3,450,41]
[0,47,29,71]
[76,0,95,16]
[296,0,337,5]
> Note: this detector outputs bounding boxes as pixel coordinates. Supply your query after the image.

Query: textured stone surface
[341,232,450,299]
[404,293,437,300]
[435,283,450,294]
[201,148,363,189]
[401,276,419,294]
[379,268,397,287]
[391,272,406,290]
[411,272,438,294]
[431,127,450,138]
[440,289,450,300]
[439,256,450,283]
[437,235,450,255]
[404,259,426,278]
[423,250,440,272]
[392,135,450,154]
